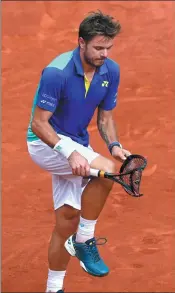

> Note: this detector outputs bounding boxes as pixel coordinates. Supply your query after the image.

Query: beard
[84,52,105,68]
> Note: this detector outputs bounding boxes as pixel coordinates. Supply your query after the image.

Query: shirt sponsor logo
[41,93,57,102]
[46,101,55,107]
[114,92,118,103]
[102,81,109,87]
[40,100,55,107]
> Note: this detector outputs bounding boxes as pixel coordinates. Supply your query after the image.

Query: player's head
[78,10,121,67]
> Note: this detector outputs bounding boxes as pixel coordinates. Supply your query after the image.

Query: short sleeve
[36,67,62,112]
[99,64,120,111]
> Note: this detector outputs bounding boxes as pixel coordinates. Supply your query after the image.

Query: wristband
[108,141,122,154]
[54,138,76,159]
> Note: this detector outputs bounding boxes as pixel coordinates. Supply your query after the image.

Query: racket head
[119,154,147,197]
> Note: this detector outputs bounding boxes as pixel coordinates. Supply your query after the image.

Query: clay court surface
[2,1,175,292]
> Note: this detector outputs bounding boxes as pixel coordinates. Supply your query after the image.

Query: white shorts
[27,134,99,210]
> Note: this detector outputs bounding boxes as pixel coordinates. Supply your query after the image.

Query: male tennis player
[27,11,131,292]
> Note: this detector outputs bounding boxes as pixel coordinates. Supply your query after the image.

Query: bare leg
[64,156,117,278]
[81,155,116,220]
[48,205,80,270]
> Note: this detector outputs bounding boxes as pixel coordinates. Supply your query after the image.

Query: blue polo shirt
[27,47,120,146]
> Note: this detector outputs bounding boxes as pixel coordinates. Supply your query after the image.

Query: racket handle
[89,168,100,177]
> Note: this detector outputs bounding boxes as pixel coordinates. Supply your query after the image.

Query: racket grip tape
[89,168,105,178]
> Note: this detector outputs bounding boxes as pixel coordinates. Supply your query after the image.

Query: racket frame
[89,154,147,197]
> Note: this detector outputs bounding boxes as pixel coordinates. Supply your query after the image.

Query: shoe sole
[80,261,109,277]
[64,236,109,277]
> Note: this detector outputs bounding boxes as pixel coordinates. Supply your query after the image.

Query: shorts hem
[54,201,81,211]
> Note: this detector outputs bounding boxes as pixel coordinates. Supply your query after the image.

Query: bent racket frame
[89,154,147,197]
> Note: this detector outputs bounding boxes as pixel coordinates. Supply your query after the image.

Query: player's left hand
[111,146,131,162]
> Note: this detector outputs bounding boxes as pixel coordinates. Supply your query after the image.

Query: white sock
[46,269,66,292]
[76,216,97,243]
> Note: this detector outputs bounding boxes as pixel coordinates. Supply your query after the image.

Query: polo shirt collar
[73,47,108,76]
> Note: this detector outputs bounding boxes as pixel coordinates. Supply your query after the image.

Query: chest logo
[102,81,109,87]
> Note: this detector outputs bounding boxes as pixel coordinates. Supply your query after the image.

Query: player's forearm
[97,115,119,146]
[31,118,77,158]
[31,119,60,148]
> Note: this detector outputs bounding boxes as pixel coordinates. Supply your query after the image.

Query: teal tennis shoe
[65,234,109,277]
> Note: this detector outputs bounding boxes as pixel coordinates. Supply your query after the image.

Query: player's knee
[103,159,116,174]
[64,210,80,232]
[98,160,116,191]
[91,155,117,174]
[55,206,80,239]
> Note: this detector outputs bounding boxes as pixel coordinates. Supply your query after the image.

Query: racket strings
[123,157,145,172]
[120,157,146,196]
[131,170,142,195]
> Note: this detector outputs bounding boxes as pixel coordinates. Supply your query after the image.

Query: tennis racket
[89,154,147,197]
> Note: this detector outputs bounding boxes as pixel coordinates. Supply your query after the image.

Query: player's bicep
[32,105,53,123]
[36,67,62,112]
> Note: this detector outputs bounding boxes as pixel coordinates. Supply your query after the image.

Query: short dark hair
[79,10,121,42]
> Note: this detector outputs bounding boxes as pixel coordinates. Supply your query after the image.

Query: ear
[78,37,86,49]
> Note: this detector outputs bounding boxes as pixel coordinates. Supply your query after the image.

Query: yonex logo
[40,100,55,107]
[102,81,109,87]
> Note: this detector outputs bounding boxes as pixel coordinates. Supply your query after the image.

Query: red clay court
[2,1,175,292]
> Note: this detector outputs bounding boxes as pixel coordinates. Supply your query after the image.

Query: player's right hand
[68,151,90,177]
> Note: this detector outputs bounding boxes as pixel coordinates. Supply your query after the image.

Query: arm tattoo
[98,122,110,145]
[97,109,111,146]
[97,108,118,146]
